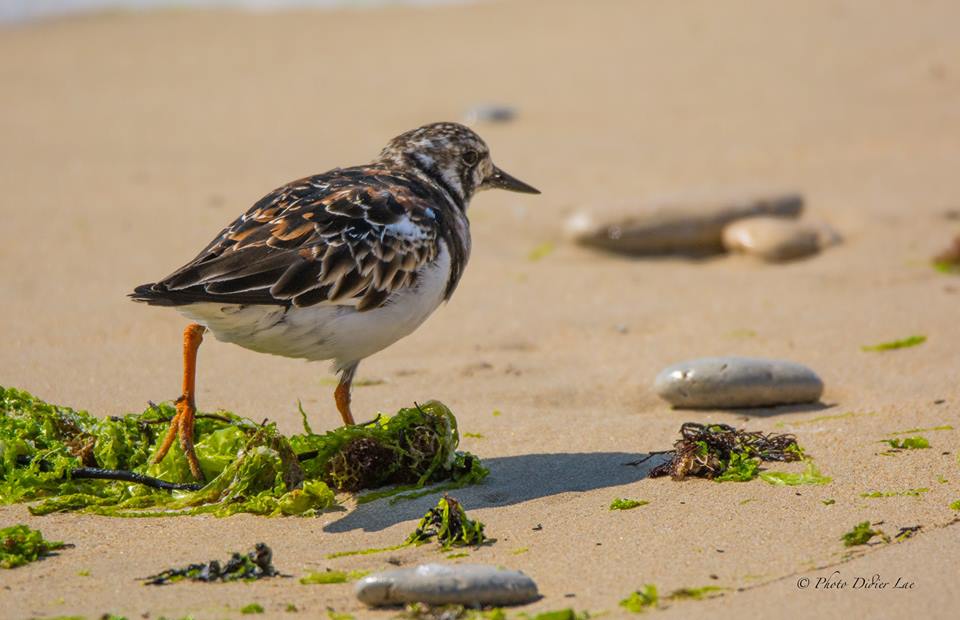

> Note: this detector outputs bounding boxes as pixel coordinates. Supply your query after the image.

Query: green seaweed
[759,461,832,486]
[933,261,960,274]
[325,543,408,559]
[842,521,888,547]
[299,569,369,584]
[860,488,929,498]
[821,498,836,505]
[356,450,489,505]
[610,498,649,510]
[620,584,659,613]
[714,452,760,482]
[667,586,728,600]
[861,335,926,351]
[0,524,66,568]
[890,425,953,435]
[1,387,486,517]
[407,495,486,550]
[881,436,930,450]
[949,500,960,510]
[528,242,555,261]
[241,603,264,614]
[650,423,805,482]
[326,611,355,620]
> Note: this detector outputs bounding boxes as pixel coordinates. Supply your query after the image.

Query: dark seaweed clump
[406,494,486,549]
[293,401,488,499]
[649,422,803,481]
[142,542,277,585]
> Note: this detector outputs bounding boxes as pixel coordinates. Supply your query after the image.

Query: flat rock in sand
[565,191,803,255]
[355,563,540,607]
[722,217,841,262]
[654,357,824,409]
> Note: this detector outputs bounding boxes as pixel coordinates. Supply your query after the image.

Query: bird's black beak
[484,165,541,194]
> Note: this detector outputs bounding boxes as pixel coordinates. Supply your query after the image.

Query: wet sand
[1,1,959,617]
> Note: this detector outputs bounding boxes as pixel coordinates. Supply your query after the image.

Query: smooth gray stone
[464,104,517,123]
[565,192,803,255]
[355,563,539,607]
[654,357,823,408]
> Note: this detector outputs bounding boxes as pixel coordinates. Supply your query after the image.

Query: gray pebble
[355,563,540,607]
[654,357,823,408]
[565,191,803,256]
[464,104,517,123]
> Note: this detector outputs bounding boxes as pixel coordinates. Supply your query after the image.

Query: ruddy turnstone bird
[131,122,539,479]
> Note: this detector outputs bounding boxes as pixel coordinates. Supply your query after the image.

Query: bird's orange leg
[153,323,206,481]
[334,363,358,426]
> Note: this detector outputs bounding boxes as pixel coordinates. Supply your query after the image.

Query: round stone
[355,563,540,607]
[564,192,803,256]
[722,217,840,262]
[654,357,824,409]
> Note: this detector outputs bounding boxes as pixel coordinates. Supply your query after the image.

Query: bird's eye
[462,150,480,166]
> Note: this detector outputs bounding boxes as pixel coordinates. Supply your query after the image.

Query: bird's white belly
[177,243,452,371]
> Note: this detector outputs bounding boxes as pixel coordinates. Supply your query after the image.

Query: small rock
[654,357,823,409]
[565,191,803,256]
[722,217,840,262]
[464,104,517,124]
[355,564,539,607]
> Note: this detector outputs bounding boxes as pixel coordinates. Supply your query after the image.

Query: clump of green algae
[0,386,487,517]
[841,521,888,547]
[620,583,725,613]
[299,569,369,584]
[0,524,67,568]
[649,422,824,485]
[759,461,832,486]
[881,436,930,450]
[620,585,658,613]
[610,498,649,510]
[407,494,486,550]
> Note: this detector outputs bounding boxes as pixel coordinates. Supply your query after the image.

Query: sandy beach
[2,0,959,617]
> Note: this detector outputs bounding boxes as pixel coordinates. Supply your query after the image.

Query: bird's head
[378,122,540,205]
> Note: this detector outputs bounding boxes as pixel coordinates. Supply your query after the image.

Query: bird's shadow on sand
[323,451,662,534]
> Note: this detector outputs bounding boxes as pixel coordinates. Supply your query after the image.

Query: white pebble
[722,217,840,261]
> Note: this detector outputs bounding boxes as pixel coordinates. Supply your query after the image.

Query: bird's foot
[152,396,206,482]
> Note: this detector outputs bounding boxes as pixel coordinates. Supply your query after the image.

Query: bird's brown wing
[132,167,444,311]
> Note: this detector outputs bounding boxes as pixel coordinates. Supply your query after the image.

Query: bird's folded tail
[129,282,280,307]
